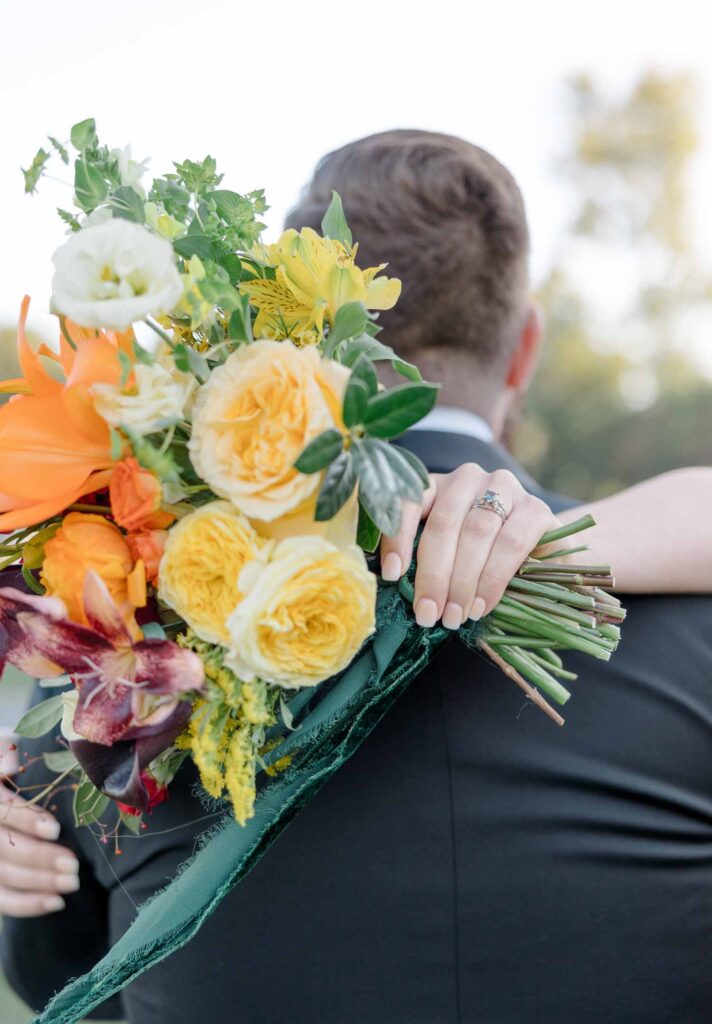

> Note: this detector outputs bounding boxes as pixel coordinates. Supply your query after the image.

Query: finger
[0,827,79,874]
[0,885,65,917]
[441,468,523,627]
[413,463,491,626]
[380,475,440,582]
[0,786,62,841]
[0,858,80,894]
[471,494,560,618]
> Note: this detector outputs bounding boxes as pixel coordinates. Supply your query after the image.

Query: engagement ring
[471,489,509,522]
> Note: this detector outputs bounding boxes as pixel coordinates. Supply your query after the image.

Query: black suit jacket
[4,432,712,1024]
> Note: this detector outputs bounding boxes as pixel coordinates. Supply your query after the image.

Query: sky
[1,0,711,353]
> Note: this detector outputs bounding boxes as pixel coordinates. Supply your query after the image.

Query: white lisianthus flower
[51,220,183,330]
[92,362,190,434]
[110,145,150,193]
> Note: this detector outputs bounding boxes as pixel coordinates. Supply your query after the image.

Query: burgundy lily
[0,570,204,810]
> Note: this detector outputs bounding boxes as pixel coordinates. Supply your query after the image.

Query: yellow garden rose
[225,536,377,689]
[158,501,269,645]
[189,339,349,523]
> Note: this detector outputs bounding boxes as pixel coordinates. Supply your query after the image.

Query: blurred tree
[515,70,712,498]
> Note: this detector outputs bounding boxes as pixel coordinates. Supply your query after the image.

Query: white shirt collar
[409,406,495,444]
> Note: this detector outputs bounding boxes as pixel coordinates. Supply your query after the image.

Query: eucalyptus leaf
[74,158,108,212]
[43,750,79,774]
[70,118,97,151]
[315,450,357,521]
[111,185,146,223]
[321,190,352,246]
[294,429,343,474]
[15,695,64,739]
[362,382,440,439]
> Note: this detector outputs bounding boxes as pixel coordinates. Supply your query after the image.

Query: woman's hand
[0,782,80,917]
[380,463,563,629]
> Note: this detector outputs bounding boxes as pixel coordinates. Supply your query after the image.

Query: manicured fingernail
[36,818,60,840]
[56,873,80,893]
[43,896,65,912]
[469,597,487,621]
[55,854,79,873]
[415,598,438,628]
[442,602,463,630]
[381,553,402,582]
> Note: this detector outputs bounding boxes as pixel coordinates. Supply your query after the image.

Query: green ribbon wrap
[34,583,479,1024]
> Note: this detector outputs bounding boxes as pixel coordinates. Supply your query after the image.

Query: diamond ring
[471,489,509,523]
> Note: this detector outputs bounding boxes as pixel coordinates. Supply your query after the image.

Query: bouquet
[2,120,625,1024]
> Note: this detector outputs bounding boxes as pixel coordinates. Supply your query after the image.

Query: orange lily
[0,297,134,531]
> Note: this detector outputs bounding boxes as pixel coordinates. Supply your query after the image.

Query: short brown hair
[286,129,530,382]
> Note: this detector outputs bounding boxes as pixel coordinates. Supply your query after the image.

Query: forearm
[560,468,712,593]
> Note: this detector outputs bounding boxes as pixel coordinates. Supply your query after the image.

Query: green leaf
[43,750,79,773]
[132,340,154,365]
[173,234,217,261]
[174,343,209,382]
[70,118,98,151]
[21,148,50,194]
[15,695,64,739]
[342,378,369,429]
[348,353,378,397]
[110,427,124,461]
[22,523,60,570]
[356,503,381,553]
[279,696,299,732]
[74,158,108,212]
[392,444,430,487]
[73,776,110,828]
[57,207,82,232]
[294,429,343,474]
[321,191,352,246]
[362,382,440,439]
[326,301,368,350]
[111,185,145,223]
[209,189,251,223]
[369,439,424,504]
[338,334,422,381]
[118,349,132,388]
[228,295,253,343]
[352,440,402,536]
[22,563,45,595]
[315,450,357,521]
[198,274,241,312]
[149,745,188,786]
[48,136,69,164]
[120,810,143,834]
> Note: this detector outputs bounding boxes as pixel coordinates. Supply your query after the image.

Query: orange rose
[41,512,145,633]
[127,530,168,584]
[109,457,175,533]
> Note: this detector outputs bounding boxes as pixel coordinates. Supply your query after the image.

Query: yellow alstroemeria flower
[240,227,401,344]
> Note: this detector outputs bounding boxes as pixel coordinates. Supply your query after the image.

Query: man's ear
[505,303,543,394]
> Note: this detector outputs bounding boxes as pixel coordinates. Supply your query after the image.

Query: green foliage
[110,185,146,223]
[21,147,50,194]
[321,190,352,246]
[43,749,80,773]
[73,775,110,827]
[171,156,223,195]
[70,117,98,151]
[314,450,357,520]
[15,694,64,738]
[361,381,439,438]
[294,429,343,473]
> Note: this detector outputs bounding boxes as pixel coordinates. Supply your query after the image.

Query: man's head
[286,129,542,437]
